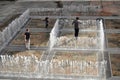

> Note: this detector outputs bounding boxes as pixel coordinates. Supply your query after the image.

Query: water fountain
[54,19,100,49]
[0,8,106,79]
[48,18,106,79]
[0,9,30,52]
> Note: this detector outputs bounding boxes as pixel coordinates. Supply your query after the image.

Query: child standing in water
[72,17,81,40]
[44,17,49,28]
[24,28,31,50]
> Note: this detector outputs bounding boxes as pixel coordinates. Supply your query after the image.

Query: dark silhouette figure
[72,17,81,40]
[44,17,49,28]
[24,28,31,49]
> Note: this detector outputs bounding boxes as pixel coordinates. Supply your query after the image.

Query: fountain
[0,53,105,77]
[0,9,30,52]
[54,19,100,50]
[0,9,106,79]
[52,18,106,77]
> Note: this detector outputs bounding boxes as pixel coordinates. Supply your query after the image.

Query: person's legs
[74,29,76,37]
[25,39,27,48]
[75,29,77,39]
[45,23,48,28]
[75,29,79,40]
[25,39,30,49]
[27,39,30,50]
[76,29,79,37]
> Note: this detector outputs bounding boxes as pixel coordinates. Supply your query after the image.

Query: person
[72,17,81,40]
[44,17,49,28]
[24,28,31,50]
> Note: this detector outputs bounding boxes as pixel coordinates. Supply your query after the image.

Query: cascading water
[49,19,60,51]
[0,18,106,80]
[0,9,30,52]
[97,19,106,79]
[99,19,105,50]
[55,19,100,50]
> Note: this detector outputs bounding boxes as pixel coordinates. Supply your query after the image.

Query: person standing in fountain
[44,17,49,28]
[24,28,31,50]
[72,17,81,40]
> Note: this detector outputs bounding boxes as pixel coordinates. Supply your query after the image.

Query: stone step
[5,45,120,54]
[0,79,12,80]
[21,28,52,33]
[6,45,48,51]
[31,16,120,20]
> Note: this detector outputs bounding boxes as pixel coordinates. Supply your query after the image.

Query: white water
[0,9,29,46]
[55,19,100,49]
[0,18,106,80]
